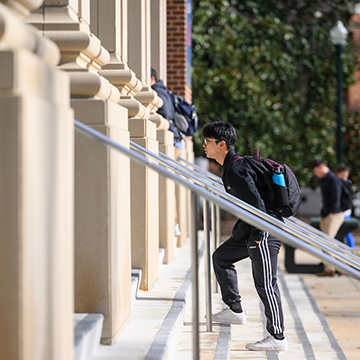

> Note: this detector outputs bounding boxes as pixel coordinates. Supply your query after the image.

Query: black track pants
[213,221,284,336]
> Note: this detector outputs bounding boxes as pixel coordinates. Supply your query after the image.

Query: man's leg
[319,212,345,274]
[212,235,249,311]
[320,212,345,238]
[248,232,285,340]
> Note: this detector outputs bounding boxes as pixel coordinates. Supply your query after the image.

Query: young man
[202,121,287,351]
[334,163,355,248]
[150,68,184,151]
[311,159,345,275]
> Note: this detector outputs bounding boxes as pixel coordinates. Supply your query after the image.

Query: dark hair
[151,68,158,82]
[334,163,348,174]
[310,158,326,170]
[202,121,237,150]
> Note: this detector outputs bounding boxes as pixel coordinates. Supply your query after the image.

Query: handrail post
[215,205,221,293]
[191,191,200,360]
[210,202,216,293]
[203,199,213,332]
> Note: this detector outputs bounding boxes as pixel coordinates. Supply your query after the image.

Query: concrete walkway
[91,233,360,360]
[295,250,360,360]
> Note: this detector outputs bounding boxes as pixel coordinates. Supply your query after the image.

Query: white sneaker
[246,335,288,351]
[211,307,247,324]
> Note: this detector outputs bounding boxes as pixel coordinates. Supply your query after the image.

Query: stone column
[157,129,175,264]
[175,142,189,247]
[128,0,162,114]
[72,99,131,345]
[129,119,160,290]
[185,138,195,237]
[128,0,150,85]
[151,0,167,83]
[29,0,132,345]
[0,2,74,360]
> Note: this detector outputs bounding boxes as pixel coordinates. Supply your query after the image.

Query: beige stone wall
[175,142,189,247]
[157,129,175,264]
[129,119,160,290]
[0,2,74,359]
[0,0,195,356]
[29,0,134,346]
[73,99,131,345]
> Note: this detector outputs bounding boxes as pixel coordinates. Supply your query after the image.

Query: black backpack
[227,149,301,218]
[340,179,353,211]
[168,91,198,136]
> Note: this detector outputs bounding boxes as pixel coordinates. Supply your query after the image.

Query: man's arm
[227,162,267,241]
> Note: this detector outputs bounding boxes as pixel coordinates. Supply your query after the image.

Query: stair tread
[74,313,104,360]
[90,233,359,359]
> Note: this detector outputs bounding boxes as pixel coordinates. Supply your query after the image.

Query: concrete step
[88,232,359,359]
[131,269,142,303]
[74,313,104,360]
[130,248,166,305]
[173,256,347,360]
[91,236,198,359]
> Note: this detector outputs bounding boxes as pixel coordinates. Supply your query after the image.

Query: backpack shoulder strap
[226,155,243,169]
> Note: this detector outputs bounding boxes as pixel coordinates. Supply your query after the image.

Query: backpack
[168,91,198,136]
[227,149,301,218]
[340,179,353,211]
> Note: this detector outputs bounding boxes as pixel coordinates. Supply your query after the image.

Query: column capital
[118,96,149,119]
[100,59,143,96]
[44,30,110,70]
[134,87,163,112]
[3,0,43,18]
[69,72,120,102]
[0,4,60,65]
[149,113,169,130]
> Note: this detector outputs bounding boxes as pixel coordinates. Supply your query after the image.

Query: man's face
[203,137,220,159]
[336,170,349,180]
[312,166,323,179]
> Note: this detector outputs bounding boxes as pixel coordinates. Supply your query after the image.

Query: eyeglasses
[203,138,220,145]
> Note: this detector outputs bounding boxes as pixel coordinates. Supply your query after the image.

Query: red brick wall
[347,13,360,111]
[167,0,192,103]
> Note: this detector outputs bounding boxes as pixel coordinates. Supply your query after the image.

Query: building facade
[0,0,193,358]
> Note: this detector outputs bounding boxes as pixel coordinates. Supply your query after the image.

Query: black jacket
[151,80,175,121]
[151,80,182,142]
[222,150,268,242]
[320,171,342,217]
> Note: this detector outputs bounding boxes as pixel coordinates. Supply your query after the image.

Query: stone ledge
[0,4,60,65]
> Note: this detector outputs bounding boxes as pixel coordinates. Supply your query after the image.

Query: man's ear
[219,140,227,150]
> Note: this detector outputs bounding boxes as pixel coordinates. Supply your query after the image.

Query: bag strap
[226,155,243,169]
[253,148,260,160]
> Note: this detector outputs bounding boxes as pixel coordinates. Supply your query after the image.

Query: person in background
[334,163,355,248]
[150,68,184,153]
[311,159,345,276]
[202,121,288,352]
[150,68,182,238]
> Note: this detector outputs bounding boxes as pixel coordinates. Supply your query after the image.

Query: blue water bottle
[272,166,286,187]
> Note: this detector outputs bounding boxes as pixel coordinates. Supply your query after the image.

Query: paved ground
[91,221,360,360]
[172,246,360,359]
[289,249,360,360]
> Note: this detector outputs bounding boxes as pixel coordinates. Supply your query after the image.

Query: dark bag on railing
[227,149,301,218]
[168,91,198,136]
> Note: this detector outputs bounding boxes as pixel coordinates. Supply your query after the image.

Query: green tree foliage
[192,0,359,186]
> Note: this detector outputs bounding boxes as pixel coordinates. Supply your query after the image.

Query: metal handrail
[179,156,222,184]
[129,141,360,271]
